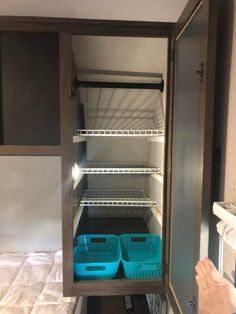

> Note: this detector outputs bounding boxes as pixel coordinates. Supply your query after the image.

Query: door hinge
[195,62,204,82]
[188,296,196,307]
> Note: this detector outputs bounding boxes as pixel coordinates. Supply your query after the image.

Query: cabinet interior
[72,35,168,283]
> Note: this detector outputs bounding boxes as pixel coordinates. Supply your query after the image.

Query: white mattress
[0,250,77,314]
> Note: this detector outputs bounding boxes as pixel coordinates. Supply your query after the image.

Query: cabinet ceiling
[72,36,168,129]
[0,0,188,22]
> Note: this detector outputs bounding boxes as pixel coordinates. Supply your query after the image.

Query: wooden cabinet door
[166,0,217,313]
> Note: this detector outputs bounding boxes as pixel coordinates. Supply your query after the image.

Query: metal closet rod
[74,79,164,92]
[78,69,163,79]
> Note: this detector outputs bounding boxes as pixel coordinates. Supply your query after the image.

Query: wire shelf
[80,190,157,207]
[74,129,164,137]
[213,202,236,231]
[78,163,160,175]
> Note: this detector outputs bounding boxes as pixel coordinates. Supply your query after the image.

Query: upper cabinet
[0,31,60,152]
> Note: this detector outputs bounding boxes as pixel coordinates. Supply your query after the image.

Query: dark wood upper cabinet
[0,32,60,146]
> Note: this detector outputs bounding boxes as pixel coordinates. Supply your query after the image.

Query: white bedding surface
[0,250,77,314]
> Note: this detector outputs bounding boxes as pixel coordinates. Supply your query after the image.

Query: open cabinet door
[166,0,217,313]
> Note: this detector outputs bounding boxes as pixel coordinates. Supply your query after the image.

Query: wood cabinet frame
[0,0,217,310]
[57,21,173,297]
[0,16,173,296]
[166,0,217,312]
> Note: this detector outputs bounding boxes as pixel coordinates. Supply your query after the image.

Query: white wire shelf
[78,163,160,175]
[80,190,157,207]
[213,202,236,231]
[74,129,165,137]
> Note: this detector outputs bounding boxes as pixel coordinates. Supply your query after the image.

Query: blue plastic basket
[74,234,120,280]
[120,234,162,279]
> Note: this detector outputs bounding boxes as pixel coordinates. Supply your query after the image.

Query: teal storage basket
[120,234,162,279]
[74,234,120,280]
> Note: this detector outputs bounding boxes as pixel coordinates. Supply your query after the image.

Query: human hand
[195,257,236,314]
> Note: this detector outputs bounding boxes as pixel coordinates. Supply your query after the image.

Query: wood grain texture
[194,0,217,263]
[167,0,217,312]
[164,36,173,291]
[60,32,74,297]
[0,16,174,37]
[0,145,61,156]
[0,32,60,145]
[165,36,181,314]
[72,279,164,296]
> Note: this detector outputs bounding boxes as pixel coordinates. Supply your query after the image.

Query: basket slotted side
[120,234,162,279]
[74,234,120,280]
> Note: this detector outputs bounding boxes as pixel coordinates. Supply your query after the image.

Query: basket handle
[139,264,158,271]
[90,237,107,243]
[85,266,106,272]
[131,237,146,242]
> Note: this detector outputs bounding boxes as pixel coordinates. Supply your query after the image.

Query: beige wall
[0,0,188,22]
[219,1,236,201]
[214,0,236,202]
[0,156,62,252]
[209,0,236,266]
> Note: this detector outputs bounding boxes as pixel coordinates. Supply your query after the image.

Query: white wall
[87,137,148,190]
[0,156,62,252]
[73,36,168,81]
[219,1,236,202]
[146,139,164,212]
[0,0,188,22]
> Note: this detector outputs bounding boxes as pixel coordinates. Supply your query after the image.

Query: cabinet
[0,0,217,312]
[0,31,61,155]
